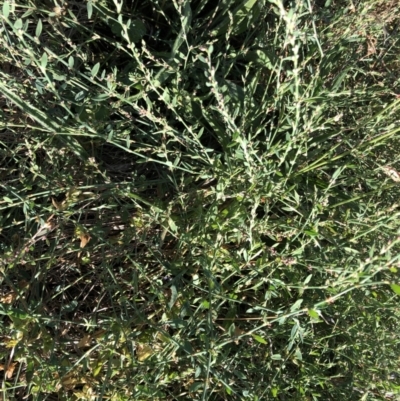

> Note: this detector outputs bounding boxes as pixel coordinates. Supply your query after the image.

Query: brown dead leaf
[92,329,106,339]
[52,197,65,211]
[46,214,56,228]
[382,166,400,182]
[5,339,19,348]
[73,385,96,401]
[77,334,92,349]
[80,233,91,248]
[136,343,153,361]
[11,233,19,246]
[234,327,244,336]
[53,5,67,17]
[61,372,87,390]
[233,327,244,344]
[61,377,82,390]
[18,280,29,290]
[366,36,377,57]
[0,362,18,379]
[6,362,17,379]
[0,292,17,304]
[61,323,71,337]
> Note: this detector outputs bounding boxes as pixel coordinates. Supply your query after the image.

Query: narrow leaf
[2,1,10,18]
[290,298,303,312]
[168,285,178,309]
[168,217,177,233]
[77,334,92,348]
[40,52,48,69]
[390,283,400,295]
[91,62,100,77]
[87,1,93,19]
[304,274,312,285]
[252,334,267,344]
[35,19,42,37]
[79,233,91,248]
[0,81,88,159]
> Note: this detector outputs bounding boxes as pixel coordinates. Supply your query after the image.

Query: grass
[1,0,400,399]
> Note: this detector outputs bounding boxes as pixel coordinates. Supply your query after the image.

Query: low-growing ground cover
[1,0,400,399]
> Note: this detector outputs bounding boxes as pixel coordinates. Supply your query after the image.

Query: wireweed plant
[1,0,400,400]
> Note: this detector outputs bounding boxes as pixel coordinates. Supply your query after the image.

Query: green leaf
[211,0,258,37]
[14,18,22,30]
[22,8,33,18]
[332,166,344,180]
[308,309,319,319]
[40,52,48,69]
[170,0,191,58]
[245,49,274,69]
[332,68,350,91]
[2,1,10,18]
[168,217,177,233]
[201,300,210,309]
[168,285,178,309]
[252,334,267,344]
[225,80,245,106]
[130,20,146,43]
[93,93,109,101]
[35,19,42,37]
[111,19,146,43]
[87,1,93,19]
[0,81,88,159]
[304,274,312,285]
[181,0,192,34]
[290,299,303,312]
[305,230,318,237]
[390,284,400,295]
[189,382,203,393]
[91,62,100,77]
[9,308,30,320]
[295,348,303,361]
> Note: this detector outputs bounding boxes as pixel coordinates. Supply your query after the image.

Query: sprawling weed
[1,0,400,400]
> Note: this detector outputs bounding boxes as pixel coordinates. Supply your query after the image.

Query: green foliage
[1,0,400,400]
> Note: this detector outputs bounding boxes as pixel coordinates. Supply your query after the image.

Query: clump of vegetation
[1,0,400,399]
